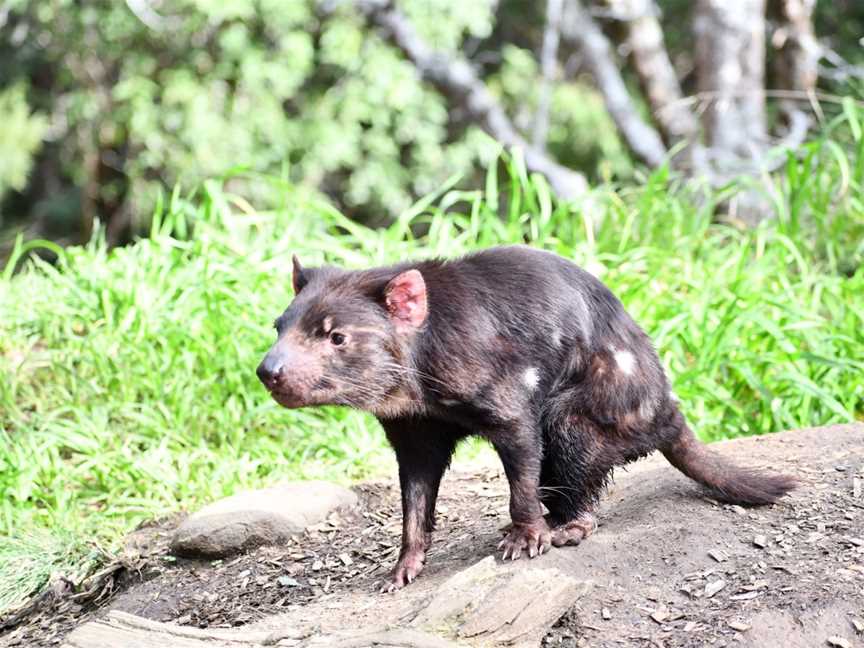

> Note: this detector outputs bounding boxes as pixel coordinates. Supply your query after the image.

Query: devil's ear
[384,269,428,331]
[292,255,309,294]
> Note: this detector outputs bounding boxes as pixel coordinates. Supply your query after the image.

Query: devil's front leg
[488,419,552,560]
[380,417,463,591]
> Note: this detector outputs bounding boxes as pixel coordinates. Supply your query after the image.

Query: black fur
[258,245,796,588]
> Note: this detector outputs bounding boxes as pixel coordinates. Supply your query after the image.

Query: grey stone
[170,481,357,558]
[411,555,590,646]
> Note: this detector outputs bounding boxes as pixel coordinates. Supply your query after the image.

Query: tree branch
[602,0,699,147]
[559,0,667,168]
[532,0,564,151]
[819,46,864,83]
[345,0,587,199]
[124,0,174,30]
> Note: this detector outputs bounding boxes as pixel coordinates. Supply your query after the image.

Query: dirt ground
[2,424,863,648]
[1,472,509,648]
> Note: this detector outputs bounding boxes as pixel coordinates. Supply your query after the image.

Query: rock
[728,620,751,632]
[277,576,299,588]
[170,481,357,558]
[730,591,761,601]
[827,636,852,648]
[410,555,590,646]
[650,606,669,623]
[704,579,726,598]
[753,535,767,548]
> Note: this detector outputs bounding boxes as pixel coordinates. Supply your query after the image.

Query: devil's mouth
[267,387,308,409]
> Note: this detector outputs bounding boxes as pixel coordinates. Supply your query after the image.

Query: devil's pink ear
[292,255,308,294]
[384,269,428,330]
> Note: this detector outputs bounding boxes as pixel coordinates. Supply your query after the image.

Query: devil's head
[256,256,428,412]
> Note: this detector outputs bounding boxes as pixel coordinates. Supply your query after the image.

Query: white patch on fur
[523,367,540,390]
[669,389,679,402]
[440,399,460,407]
[613,349,636,375]
[639,397,656,421]
[570,291,593,344]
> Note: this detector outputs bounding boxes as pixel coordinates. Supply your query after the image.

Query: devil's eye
[330,332,347,346]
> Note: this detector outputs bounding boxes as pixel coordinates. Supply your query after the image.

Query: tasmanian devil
[256,245,796,590]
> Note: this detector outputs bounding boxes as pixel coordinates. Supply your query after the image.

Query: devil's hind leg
[539,414,613,546]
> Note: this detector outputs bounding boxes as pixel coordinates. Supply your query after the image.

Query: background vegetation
[4,0,862,246]
[3,132,864,610]
[1,0,625,243]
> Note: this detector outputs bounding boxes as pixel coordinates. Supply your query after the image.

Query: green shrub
[0,84,46,216]
[0,0,632,235]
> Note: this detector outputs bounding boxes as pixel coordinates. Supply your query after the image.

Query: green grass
[0,529,101,614]
[1,115,863,612]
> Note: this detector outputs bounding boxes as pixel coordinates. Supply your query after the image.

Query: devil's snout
[256,353,284,388]
[256,344,321,408]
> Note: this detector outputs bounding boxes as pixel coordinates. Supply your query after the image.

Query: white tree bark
[603,0,699,147]
[694,0,768,168]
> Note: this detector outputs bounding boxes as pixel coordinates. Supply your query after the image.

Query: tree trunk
[603,0,700,148]
[694,0,768,169]
[768,0,818,149]
[769,0,819,95]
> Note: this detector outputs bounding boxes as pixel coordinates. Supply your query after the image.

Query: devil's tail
[661,409,797,505]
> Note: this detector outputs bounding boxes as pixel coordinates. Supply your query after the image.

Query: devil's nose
[256,356,283,386]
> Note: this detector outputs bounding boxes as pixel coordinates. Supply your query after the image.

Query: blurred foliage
[0,0,630,240]
[812,0,864,64]
[1,1,863,242]
[0,85,46,209]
